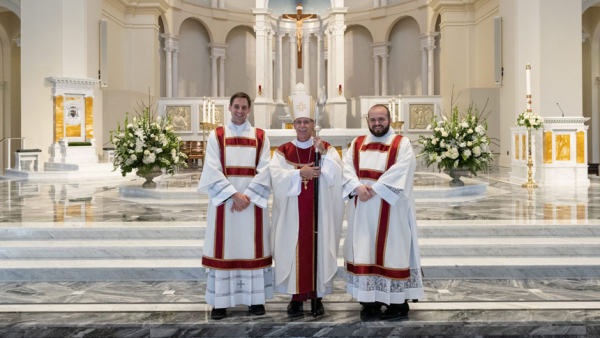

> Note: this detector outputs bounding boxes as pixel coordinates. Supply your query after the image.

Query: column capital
[288,33,297,42]
[12,38,20,47]
[330,23,346,35]
[419,32,438,50]
[209,42,229,58]
[371,42,390,57]
[161,33,181,51]
[253,25,271,36]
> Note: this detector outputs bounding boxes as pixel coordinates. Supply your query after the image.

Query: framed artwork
[166,106,192,133]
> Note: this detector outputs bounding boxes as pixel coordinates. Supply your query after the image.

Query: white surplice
[342,128,424,305]
[270,138,344,297]
[197,120,273,308]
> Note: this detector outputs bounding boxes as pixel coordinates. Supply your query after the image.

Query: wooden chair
[187,141,204,168]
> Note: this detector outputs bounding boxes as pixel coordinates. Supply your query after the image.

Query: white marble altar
[510,117,590,187]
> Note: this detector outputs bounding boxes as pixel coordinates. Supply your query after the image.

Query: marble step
[1,257,600,281]
[3,222,600,240]
[3,236,600,259]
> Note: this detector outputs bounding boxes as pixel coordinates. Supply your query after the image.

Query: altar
[510,117,590,187]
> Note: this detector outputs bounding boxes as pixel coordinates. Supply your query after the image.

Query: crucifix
[282,4,317,69]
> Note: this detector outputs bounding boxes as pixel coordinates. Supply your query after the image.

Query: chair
[187,141,204,168]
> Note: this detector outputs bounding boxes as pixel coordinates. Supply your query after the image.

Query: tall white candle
[392,99,396,122]
[526,64,531,97]
[203,97,207,122]
[212,102,215,124]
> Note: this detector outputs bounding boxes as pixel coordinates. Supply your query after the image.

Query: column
[427,45,435,96]
[316,32,323,95]
[325,30,332,99]
[165,46,173,97]
[329,28,336,97]
[289,34,297,92]
[421,47,428,95]
[381,53,388,96]
[303,33,310,94]
[276,33,284,103]
[373,55,380,96]
[211,56,218,97]
[172,49,179,97]
[268,31,274,100]
[219,56,225,97]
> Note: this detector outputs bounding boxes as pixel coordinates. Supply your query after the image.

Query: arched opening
[583,6,600,165]
[0,7,20,172]
[178,18,212,97]
[344,25,373,128]
[225,26,256,114]
[434,14,441,95]
[158,16,166,98]
[387,16,421,95]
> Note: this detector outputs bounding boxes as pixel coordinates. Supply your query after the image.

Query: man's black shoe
[380,301,409,320]
[249,304,266,316]
[287,300,303,316]
[211,307,227,320]
[360,302,382,317]
[312,298,325,316]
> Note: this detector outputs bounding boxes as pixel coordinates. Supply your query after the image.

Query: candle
[526,64,531,96]
[392,99,396,122]
[339,84,342,92]
[212,102,215,124]
[203,97,206,122]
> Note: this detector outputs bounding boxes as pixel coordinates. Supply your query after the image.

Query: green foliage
[515,111,544,130]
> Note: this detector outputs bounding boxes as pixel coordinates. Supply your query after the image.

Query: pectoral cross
[282,4,317,69]
[302,178,309,190]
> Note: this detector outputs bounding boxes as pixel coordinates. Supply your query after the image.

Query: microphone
[556,103,565,117]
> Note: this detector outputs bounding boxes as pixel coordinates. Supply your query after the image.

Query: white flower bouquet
[418,106,494,176]
[110,104,188,177]
[515,111,544,130]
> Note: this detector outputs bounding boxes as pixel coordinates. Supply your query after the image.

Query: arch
[224,25,256,100]
[583,0,600,14]
[158,16,166,98]
[158,13,170,35]
[589,20,600,162]
[385,15,421,42]
[0,0,20,19]
[428,9,441,33]
[345,23,374,41]
[387,14,422,95]
[176,16,213,42]
[178,17,212,97]
[224,23,255,42]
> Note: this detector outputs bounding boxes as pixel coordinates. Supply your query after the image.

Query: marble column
[289,34,297,92]
[421,47,428,95]
[268,31,274,100]
[325,31,332,99]
[276,33,284,103]
[172,49,179,97]
[329,28,336,97]
[165,46,172,97]
[333,25,345,97]
[373,55,380,96]
[316,32,323,95]
[303,34,310,94]
[219,56,225,97]
[427,45,435,96]
[381,54,388,96]
[211,56,218,97]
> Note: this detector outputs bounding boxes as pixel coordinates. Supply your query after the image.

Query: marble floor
[1,166,600,337]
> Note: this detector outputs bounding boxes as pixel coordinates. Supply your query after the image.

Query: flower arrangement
[418,106,494,176]
[515,111,544,130]
[110,101,187,177]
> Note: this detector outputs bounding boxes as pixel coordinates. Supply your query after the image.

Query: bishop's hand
[314,137,326,155]
[300,162,321,179]
[231,192,251,212]
[355,185,374,202]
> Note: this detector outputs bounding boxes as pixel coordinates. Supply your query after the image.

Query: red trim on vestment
[360,142,391,152]
[202,255,272,270]
[225,137,257,147]
[255,128,265,167]
[346,262,411,280]
[215,204,225,259]
[225,167,256,176]
[358,169,383,181]
[215,127,226,172]
[353,136,366,175]
[254,205,263,259]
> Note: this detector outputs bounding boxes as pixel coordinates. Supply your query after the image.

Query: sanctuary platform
[0,166,599,337]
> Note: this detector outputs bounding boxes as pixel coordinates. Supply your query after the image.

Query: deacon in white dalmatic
[197,92,273,320]
[270,91,344,317]
[343,104,424,320]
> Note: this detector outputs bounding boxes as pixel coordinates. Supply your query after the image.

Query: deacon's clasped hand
[354,185,377,202]
[231,192,251,212]
[300,162,321,179]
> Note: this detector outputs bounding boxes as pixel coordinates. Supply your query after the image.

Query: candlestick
[258,85,262,96]
[212,102,215,124]
[338,84,342,95]
[203,97,206,122]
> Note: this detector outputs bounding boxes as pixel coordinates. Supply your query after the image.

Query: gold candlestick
[390,121,404,134]
[200,121,219,164]
[522,128,538,189]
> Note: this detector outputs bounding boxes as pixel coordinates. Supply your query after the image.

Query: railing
[0,137,26,170]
